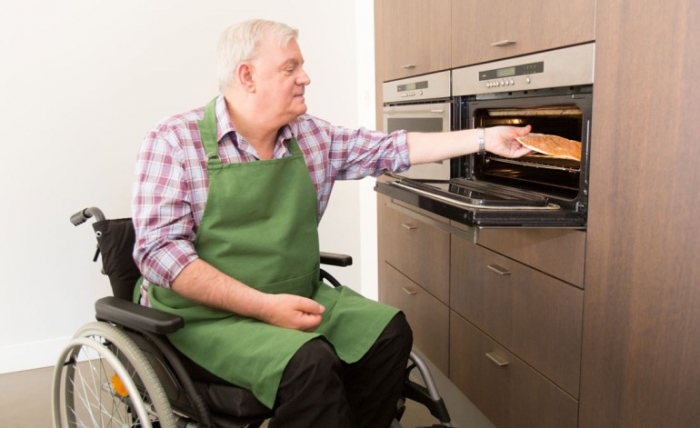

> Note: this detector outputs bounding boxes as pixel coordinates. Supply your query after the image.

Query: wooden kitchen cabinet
[451,235,584,397]
[377,189,586,426]
[380,263,450,374]
[378,196,450,304]
[578,1,700,427]
[451,0,595,67]
[377,193,451,375]
[375,0,451,82]
[450,312,579,428]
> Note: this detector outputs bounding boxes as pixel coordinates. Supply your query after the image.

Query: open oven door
[375,174,587,228]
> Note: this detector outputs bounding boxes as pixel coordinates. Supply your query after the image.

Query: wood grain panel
[380,263,450,374]
[477,228,586,288]
[379,197,450,304]
[450,312,578,428]
[452,0,595,67]
[451,236,583,397]
[378,0,451,81]
[580,0,700,427]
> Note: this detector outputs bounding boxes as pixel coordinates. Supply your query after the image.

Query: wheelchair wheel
[52,321,177,428]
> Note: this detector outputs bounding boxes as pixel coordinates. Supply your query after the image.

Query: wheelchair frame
[53,207,452,428]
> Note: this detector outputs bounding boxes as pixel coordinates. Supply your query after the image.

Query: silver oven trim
[383,70,451,104]
[452,43,595,96]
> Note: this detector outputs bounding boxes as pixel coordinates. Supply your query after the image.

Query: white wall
[0,0,377,374]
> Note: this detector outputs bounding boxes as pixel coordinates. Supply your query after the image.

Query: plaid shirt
[132,95,409,303]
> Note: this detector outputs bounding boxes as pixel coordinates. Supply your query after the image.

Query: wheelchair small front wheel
[52,321,177,428]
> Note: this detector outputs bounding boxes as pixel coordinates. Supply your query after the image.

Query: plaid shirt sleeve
[131,119,201,290]
[293,115,410,217]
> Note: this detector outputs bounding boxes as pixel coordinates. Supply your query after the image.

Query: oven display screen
[496,67,516,77]
[397,81,429,92]
[479,61,544,80]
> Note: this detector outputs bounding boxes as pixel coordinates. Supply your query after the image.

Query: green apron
[146,99,399,409]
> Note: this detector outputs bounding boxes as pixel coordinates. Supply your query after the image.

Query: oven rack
[489,155,580,172]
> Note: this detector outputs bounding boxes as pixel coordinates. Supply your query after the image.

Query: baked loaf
[516,133,581,161]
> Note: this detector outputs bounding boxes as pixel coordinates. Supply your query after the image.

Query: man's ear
[237,63,256,93]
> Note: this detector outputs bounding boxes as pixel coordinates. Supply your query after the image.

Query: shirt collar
[215,94,295,145]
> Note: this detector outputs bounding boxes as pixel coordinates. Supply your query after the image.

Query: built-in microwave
[382,70,452,180]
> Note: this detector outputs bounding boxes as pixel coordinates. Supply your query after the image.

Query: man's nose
[298,67,311,85]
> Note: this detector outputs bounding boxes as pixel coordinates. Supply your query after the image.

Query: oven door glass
[382,102,451,180]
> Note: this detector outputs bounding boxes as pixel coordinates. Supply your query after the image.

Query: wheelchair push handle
[70,207,106,226]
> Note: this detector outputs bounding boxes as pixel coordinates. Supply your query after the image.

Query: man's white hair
[217,19,299,93]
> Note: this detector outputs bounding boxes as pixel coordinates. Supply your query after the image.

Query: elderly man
[132,19,531,428]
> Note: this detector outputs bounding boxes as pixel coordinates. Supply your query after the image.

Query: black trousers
[269,312,413,428]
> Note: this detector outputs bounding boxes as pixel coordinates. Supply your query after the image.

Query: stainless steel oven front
[382,70,452,180]
[377,43,595,228]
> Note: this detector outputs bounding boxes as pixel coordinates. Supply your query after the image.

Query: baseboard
[0,337,70,374]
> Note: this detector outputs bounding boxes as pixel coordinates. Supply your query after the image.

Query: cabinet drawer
[380,200,450,304]
[380,263,450,375]
[450,236,583,397]
[450,312,578,428]
[477,228,586,288]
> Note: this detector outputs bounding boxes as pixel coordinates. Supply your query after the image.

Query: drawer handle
[401,223,417,230]
[491,39,517,47]
[402,286,419,296]
[487,264,511,276]
[485,351,510,367]
[401,64,417,69]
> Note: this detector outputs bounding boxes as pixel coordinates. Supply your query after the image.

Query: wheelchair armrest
[95,296,184,335]
[320,251,353,267]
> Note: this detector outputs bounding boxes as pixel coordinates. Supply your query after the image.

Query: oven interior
[457,89,592,206]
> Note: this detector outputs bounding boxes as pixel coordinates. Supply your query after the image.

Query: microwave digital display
[479,62,544,81]
[397,81,429,92]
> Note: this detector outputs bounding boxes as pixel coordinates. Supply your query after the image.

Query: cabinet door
[452,0,595,67]
[450,312,578,428]
[380,263,450,374]
[451,236,583,397]
[378,0,451,81]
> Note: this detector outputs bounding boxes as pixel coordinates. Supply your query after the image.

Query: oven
[382,70,453,180]
[376,43,594,228]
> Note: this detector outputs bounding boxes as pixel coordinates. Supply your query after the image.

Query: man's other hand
[259,293,326,331]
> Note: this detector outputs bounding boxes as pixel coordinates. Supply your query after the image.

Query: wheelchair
[52,207,453,428]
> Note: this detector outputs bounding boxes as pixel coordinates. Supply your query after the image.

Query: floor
[0,366,437,428]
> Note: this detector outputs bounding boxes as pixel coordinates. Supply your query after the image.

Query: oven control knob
[525,76,531,84]
[510,79,514,85]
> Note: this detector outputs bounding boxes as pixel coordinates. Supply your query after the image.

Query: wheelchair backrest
[92,218,141,301]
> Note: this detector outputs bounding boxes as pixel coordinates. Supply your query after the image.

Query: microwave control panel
[383,70,451,104]
[452,43,595,96]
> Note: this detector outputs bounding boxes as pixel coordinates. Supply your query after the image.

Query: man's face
[249,35,311,125]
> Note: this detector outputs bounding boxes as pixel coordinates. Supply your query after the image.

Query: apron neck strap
[199,98,220,164]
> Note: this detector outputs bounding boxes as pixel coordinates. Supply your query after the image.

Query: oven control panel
[452,43,595,96]
[383,70,451,104]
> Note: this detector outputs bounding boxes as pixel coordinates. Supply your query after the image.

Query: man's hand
[171,259,325,332]
[257,293,326,332]
[485,125,533,158]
